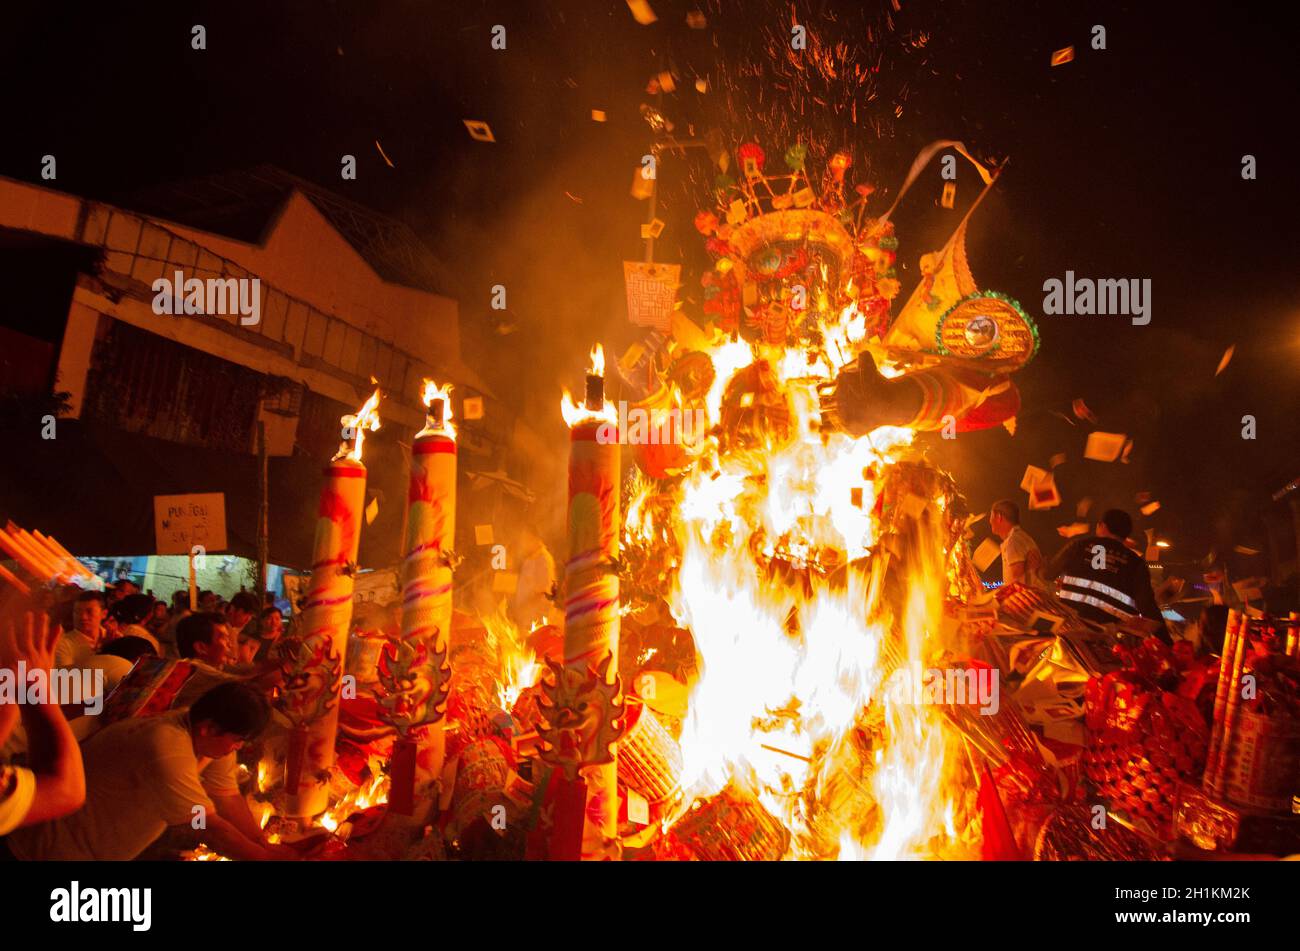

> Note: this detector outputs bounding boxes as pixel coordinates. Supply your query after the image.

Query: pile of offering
[1083,637,1215,839]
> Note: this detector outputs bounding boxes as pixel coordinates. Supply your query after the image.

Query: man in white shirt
[53,590,105,670]
[4,681,285,861]
[989,499,1046,589]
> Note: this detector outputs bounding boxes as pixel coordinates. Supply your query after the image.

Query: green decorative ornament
[784,143,808,171]
[879,235,899,250]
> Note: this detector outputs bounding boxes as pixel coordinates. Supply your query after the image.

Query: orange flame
[336,387,381,462]
[420,378,456,440]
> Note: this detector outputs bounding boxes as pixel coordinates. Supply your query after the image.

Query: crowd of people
[0,581,292,860]
[988,500,1171,642]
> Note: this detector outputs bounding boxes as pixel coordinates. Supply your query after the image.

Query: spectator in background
[989,499,1046,589]
[0,608,86,840]
[107,594,162,653]
[54,590,105,670]
[146,600,169,639]
[225,591,260,641]
[174,612,238,708]
[3,682,287,861]
[198,590,218,613]
[1047,508,1170,643]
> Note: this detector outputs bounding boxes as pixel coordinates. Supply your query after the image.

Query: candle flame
[420,379,456,440]
[336,388,382,462]
[560,343,617,429]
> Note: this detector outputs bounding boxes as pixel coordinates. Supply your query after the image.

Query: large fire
[621,295,980,859]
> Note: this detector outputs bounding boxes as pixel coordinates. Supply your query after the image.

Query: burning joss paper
[973,537,1002,573]
[1084,431,1127,462]
[1020,465,1050,492]
[626,0,657,25]
[1051,46,1075,66]
[1028,475,1061,510]
[463,120,495,142]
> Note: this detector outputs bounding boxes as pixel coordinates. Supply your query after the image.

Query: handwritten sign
[153,493,227,555]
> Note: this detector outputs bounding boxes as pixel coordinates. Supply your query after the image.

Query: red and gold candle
[387,380,457,815]
[560,345,623,858]
[284,389,380,817]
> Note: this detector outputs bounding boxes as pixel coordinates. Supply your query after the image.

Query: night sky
[2,0,1297,570]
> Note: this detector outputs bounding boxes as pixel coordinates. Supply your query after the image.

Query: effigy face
[741,238,844,347]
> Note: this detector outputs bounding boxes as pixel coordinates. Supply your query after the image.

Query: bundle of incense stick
[0,522,98,592]
[1203,609,1249,797]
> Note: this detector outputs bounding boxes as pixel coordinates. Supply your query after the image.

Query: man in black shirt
[1047,509,1170,643]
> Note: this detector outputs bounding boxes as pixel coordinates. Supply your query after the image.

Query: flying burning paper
[1071,398,1096,423]
[940,181,956,209]
[1049,452,1067,469]
[1083,431,1127,462]
[973,537,1002,573]
[1215,345,1235,376]
[1140,501,1161,516]
[475,524,494,546]
[1028,475,1062,510]
[463,120,495,142]
[1058,522,1089,538]
[591,110,607,122]
[626,0,657,25]
[1051,46,1075,66]
[1020,465,1050,492]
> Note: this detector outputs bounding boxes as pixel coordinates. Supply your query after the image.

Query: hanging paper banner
[623,261,680,331]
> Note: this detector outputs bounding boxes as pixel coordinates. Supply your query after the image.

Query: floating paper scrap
[474,524,494,546]
[640,218,665,239]
[624,261,680,331]
[686,10,707,29]
[1049,452,1067,469]
[653,71,676,93]
[1020,465,1049,492]
[591,110,606,122]
[1233,545,1261,556]
[1215,345,1235,376]
[940,181,956,209]
[626,0,657,25]
[375,140,394,168]
[973,537,1002,573]
[1058,522,1089,538]
[695,77,708,93]
[1076,497,1093,518]
[1071,398,1096,423]
[1051,46,1075,66]
[1120,438,1133,464]
[1084,431,1127,462]
[1028,476,1061,511]
[463,120,495,142]
[1050,411,1076,427]
[463,397,484,420]
[365,497,380,525]
[1002,416,1017,436]
[492,571,520,595]
[1140,500,1161,516]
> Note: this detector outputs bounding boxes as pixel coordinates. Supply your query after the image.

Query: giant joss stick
[283,389,380,817]
[381,380,457,817]
[550,345,625,859]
